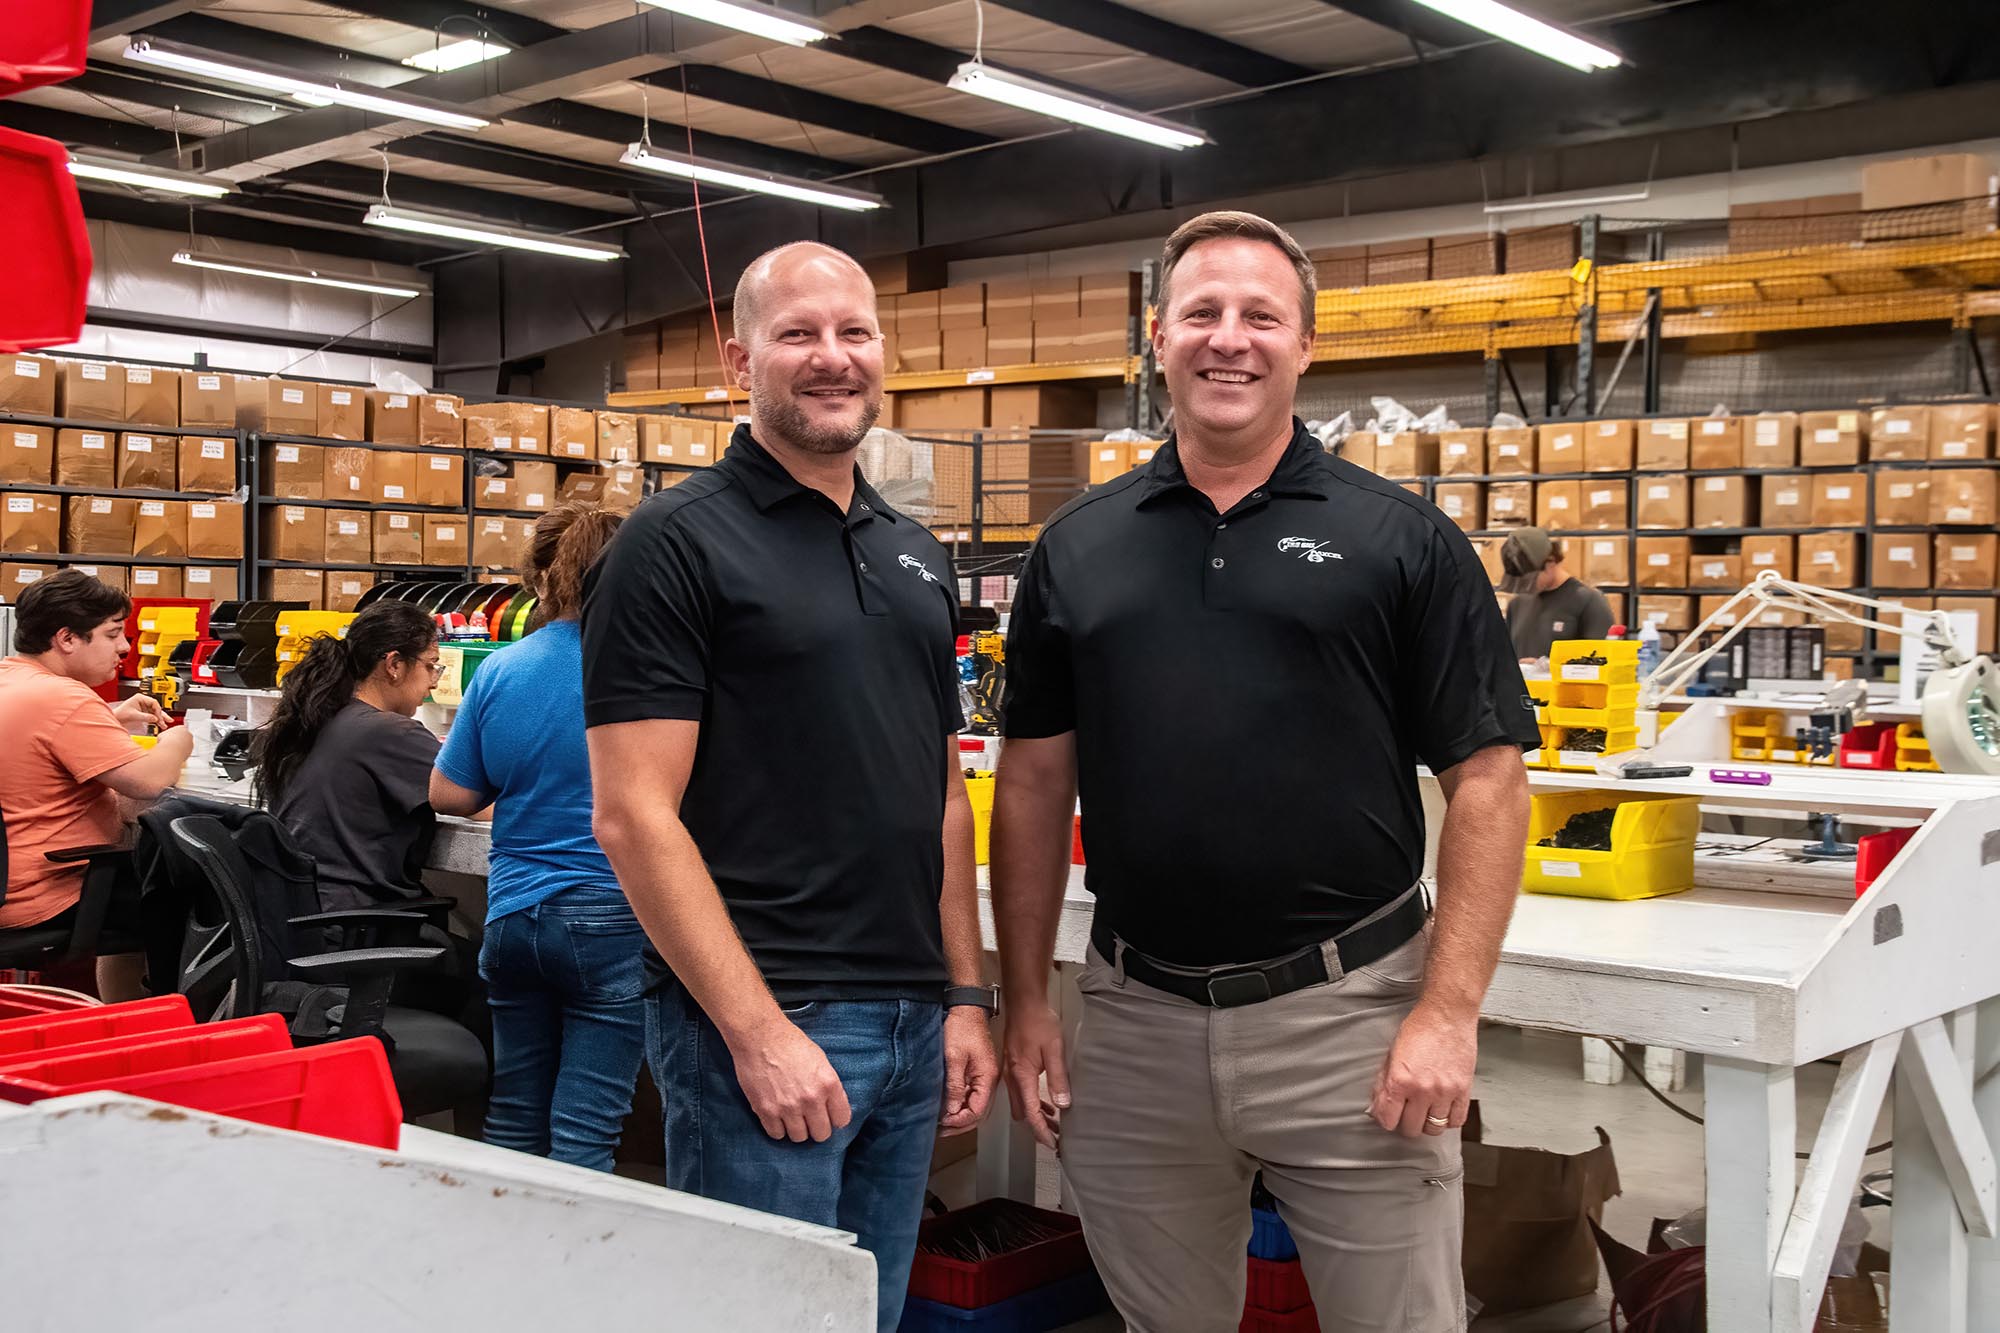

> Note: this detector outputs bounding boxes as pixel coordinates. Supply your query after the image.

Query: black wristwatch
[944,984,1000,1015]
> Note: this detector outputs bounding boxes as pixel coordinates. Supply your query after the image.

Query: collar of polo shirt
[724,423,898,524]
[1135,418,1333,509]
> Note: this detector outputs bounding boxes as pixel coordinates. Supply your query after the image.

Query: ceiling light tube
[173,250,426,298]
[1483,188,1650,215]
[946,62,1207,151]
[1409,0,1622,72]
[637,0,827,46]
[68,153,232,198]
[621,143,884,212]
[401,40,510,73]
[124,35,491,130]
[363,204,626,262]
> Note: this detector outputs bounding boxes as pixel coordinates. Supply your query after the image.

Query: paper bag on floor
[1461,1101,1621,1314]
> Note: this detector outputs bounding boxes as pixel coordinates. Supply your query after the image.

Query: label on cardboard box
[483,519,505,534]
[127,368,151,384]
[12,432,33,449]
[429,457,452,470]
[197,374,223,392]
[390,515,411,530]
[1944,441,1969,457]
[1887,419,1911,435]
[1761,611,1786,625]
[90,498,112,514]
[1778,488,1800,505]
[1752,552,1776,565]
[192,504,216,519]
[1597,423,1618,436]
[201,441,226,459]
[337,520,360,536]
[430,397,458,416]
[81,363,106,381]
[1647,484,1670,499]
[690,443,709,457]
[127,436,152,453]
[187,569,211,585]
[6,497,32,513]
[1548,496,1570,509]
[388,394,409,408]
[1492,496,1516,511]
[518,436,539,451]
[345,476,361,492]
[526,493,545,507]
[1446,443,1469,456]
[81,433,105,450]
[140,501,164,517]
[1838,412,1858,431]
[281,388,305,405]
[1814,550,1837,564]
[1441,496,1463,514]
[1499,444,1520,456]
[1705,478,1727,491]
[492,436,513,451]
[384,485,405,500]
[277,446,299,463]
[1892,483,1916,498]
[1890,546,1916,562]
[1756,420,1779,443]
[1954,545,1977,561]
[134,569,158,585]
[331,390,353,406]
[436,526,456,540]
[1648,553,1671,566]
[1592,541,1615,555]
[1700,421,1724,436]
[1815,429,1839,444]
[1826,486,1852,500]
[1589,490,1614,505]
[341,579,362,595]
[1702,562,1727,577]
[1948,506,1975,521]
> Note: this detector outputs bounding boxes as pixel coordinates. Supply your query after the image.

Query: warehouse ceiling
[11,0,2000,384]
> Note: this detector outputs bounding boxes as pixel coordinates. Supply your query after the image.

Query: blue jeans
[648,983,944,1333]
[478,884,647,1171]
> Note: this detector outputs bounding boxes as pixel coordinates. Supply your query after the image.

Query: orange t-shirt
[0,657,141,929]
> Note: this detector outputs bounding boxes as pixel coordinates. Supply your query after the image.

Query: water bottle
[1637,623,1662,680]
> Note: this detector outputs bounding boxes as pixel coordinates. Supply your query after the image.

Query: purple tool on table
[1709,768,1774,785]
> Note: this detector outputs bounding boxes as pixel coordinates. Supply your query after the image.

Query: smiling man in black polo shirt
[582,242,997,1333]
[993,212,1536,1332]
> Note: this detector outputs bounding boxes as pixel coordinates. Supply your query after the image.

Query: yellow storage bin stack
[135,606,200,686]
[274,610,356,685]
[1545,640,1640,770]
[1729,709,1786,762]
[1523,789,1701,900]
[1894,722,1941,772]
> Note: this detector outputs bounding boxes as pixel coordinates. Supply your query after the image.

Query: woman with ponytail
[256,599,444,913]
[430,502,641,1170]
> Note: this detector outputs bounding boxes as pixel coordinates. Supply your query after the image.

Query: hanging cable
[681,69,737,406]
[377,147,393,205]
[973,0,986,64]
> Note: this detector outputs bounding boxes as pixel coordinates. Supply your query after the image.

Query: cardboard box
[1761,475,1811,527]
[1365,239,1429,286]
[324,511,371,564]
[1536,480,1580,530]
[1931,404,1992,460]
[1937,596,1998,653]
[266,568,323,609]
[419,394,463,448]
[1078,271,1136,321]
[898,326,944,372]
[1869,406,1930,460]
[1505,223,1579,273]
[366,391,421,445]
[263,441,324,499]
[472,515,520,570]
[1,492,59,553]
[1810,472,1866,526]
[373,511,424,565]
[1741,535,1795,581]
[1860,153,1997,233]
[1433,482,1483,531]
[54,429,115,488]
[0,561,58,602]
[942,326,988,371]
[1088,441,1135,485]
[1800,410,1866,466]
[1743,413,1798,468]
[117,432,175,491]
[423,515,468,568]
[181,565,239,603]
[1340,432,1378,474]
[0,425,52,485]
[894,290,941,331]
[372,451,418,506]
[596,412,639,463]
[1030,276,1080,322]
[1486,481,1532,526]
[512,460,556,511]
[1930,469,1998,526]
[1872,534,1931,589]
[178,436,236,493]
[57,360,123,421]
[64,496,136,554]
[979,322,1030,369]
[1636,476,1688,529]
[133,499,187,559]
[315,383,364,440]
[1872,470,1930,524]
[1307,244,1368,288]
[237,378,319,435]
[1536,423,1584,473]
[322,447,372,503]
[1429,233,1500,281]
[1689,552,1742,590]
[1692,474,1753,529]
[601,465,644,513]
[476,476,517,511]
[63,563,125,593]
[1936,534,1999,589]
[1486,428,1534,475]
[1466,534,1506,586]
[1800,531,1861,587]
[186,499,244,560]
[1581,480,1627,529]
[1636,537,1690,588]
[262,504,324,563]
[1029,320,1079,365]
[897,388,988,432]
[1688,417,1744,470]
[120,364,178,428]
[180,371,235,429]
[1698,594,1747,629]
[0,354,57,415]
[1374,433,1439,478]
[1579,535,1629,587]
[984,278,1034,325]
[1637,419,1688,471]
[936,283,986,329]
[1636,594,1694,632]
[413,451,464,508]
[326,572,373,613]
[463,402,549,454]
[128,565,180,598]
[1436,430,1484,477]
[1583,419,1634,472]
[549,407,595,460]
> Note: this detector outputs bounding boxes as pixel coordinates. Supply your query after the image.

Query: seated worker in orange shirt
[0,571,193,999]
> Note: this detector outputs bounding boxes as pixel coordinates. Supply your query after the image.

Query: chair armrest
[43,842,134,864]
[285,946,447,976]
[288,909,436,929]
[285,946,447,1045]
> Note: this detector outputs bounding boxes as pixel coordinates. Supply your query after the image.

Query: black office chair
[165,813,490,1122]
[0,799,140,973]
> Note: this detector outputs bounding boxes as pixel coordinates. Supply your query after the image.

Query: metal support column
[969,429,986,558]
[1135,260,1161,434]
[1575,214,1600,416]
[1643,227,1666,414]
[1483,352,1501,423]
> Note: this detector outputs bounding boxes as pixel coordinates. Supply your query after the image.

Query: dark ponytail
[524,501,624,630]
[253,600,438,806]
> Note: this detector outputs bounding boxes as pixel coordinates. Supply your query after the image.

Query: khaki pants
[1061,926,1465,1333]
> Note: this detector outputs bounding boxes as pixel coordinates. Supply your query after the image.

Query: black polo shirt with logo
[581,426,963,1002]
[1003,419,1537,968]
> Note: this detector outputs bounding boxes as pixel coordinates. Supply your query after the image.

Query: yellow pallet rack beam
[609,356,1140,409]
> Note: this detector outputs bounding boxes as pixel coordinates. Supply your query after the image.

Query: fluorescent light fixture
[1409,0,1621,72]
[1483,188,1650,215]
[173,250,426,298]
[401,39,509,73]
[68,153,231,198]
[637,0,827,46]
[364,204,626,262]
[124,35,491,130]
[947,62,1207,151]
[621,142,884,212]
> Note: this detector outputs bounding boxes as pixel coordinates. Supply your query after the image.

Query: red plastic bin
[1855,826,1918,895]
[1246,1257,1312,1314]
[0,127,92,352]
[0,986,98,1022]
[0,994,191,1058]
[0,0,90,98]
[1837,723,1897,770]
[0,1034,403,1148]
[0,1013,289,1077]
[908,1199,1094,1309]
[1240,1305,1319,1333]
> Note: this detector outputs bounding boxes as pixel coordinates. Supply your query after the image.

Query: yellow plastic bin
[1523,790,1700,900]
[1551,639,1639,686]
[1547,726,1640,771]
[964,771,995,864]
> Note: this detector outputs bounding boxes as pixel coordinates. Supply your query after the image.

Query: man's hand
[1000,1002,1070,1150]
[940,1006,999,1133]
[726,1019,852,1144]
[1368,1003,1478,1139]
[114,693,170,731]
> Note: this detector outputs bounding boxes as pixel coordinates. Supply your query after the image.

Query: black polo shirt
[1003,419,1537,968]
[581,426,963,1002]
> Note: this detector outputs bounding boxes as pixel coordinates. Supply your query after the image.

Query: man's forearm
[1421,754,1530,1022]
[991,776,1075,998]
[940,785,983,987]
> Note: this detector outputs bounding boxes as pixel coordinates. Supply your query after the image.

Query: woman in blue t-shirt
[430,502,640,1171]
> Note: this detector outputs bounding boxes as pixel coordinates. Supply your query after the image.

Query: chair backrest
[166,815,267,1021]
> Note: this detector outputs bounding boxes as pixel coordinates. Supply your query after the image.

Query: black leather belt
[1090,888,1428,1009]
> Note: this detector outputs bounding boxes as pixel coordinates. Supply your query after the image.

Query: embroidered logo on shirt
[1278,537,1343,563]
[899,553,940,583]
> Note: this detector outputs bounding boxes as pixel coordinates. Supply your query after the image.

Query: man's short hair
[731,241,873,345]
[11,569,131,654]
[1159,210,1317,334]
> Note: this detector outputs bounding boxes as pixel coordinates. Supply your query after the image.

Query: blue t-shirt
[435,620,623,923]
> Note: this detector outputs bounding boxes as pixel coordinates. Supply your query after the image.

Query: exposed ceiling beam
[318,0,565,51]
[1312,0,1493,53]
[76,187,434,265]
[83,306,431,363]
[72,63,293,125]
[269,160,618,232]
[646,65,990,155]
[141,12,420,87]
[89,0,222,42]
[985,0,1314,88]
[499,98,854,179]
[0,101,178,155]
[388,134,691,207]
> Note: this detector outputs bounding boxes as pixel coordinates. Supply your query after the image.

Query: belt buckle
[1205,968,1272,1008]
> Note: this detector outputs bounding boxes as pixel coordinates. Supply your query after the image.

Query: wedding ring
[1425,1115,1451,1127]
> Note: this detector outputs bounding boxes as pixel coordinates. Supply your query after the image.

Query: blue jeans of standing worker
[647,982,944,1333]
[478,883,647,1171]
